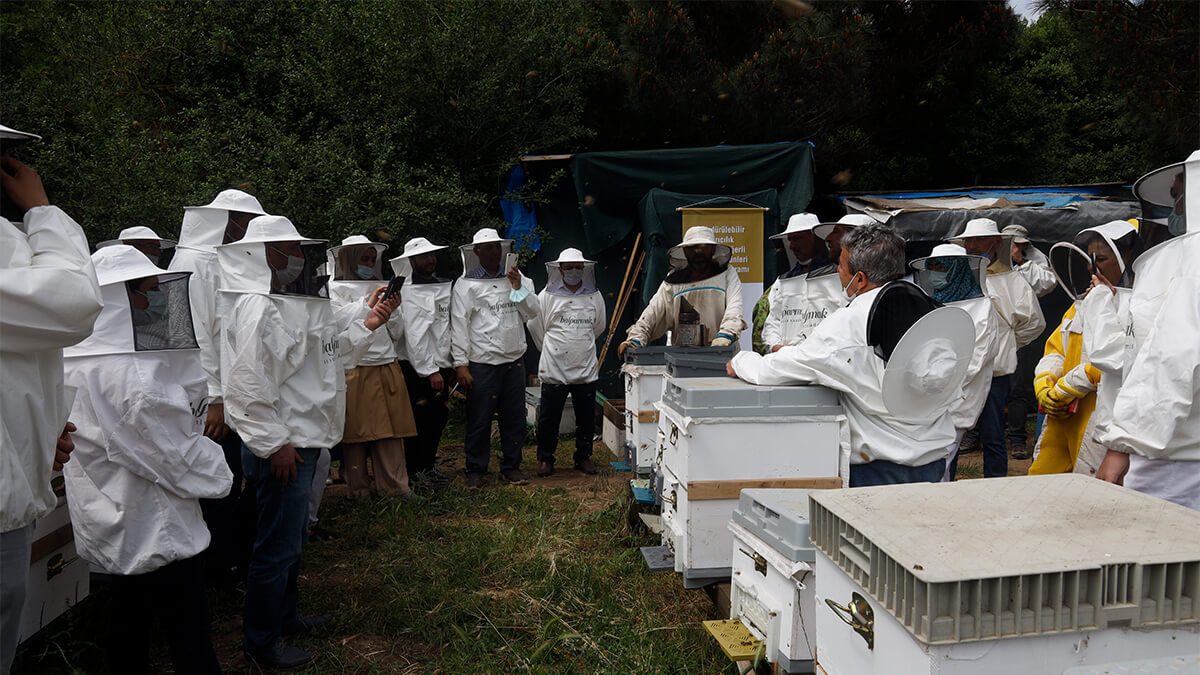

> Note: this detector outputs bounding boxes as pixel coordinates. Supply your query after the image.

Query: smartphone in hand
[383,276,405,302]
[506,252,518,272]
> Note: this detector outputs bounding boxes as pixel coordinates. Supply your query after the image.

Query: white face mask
[562,268,585,286]
[842,272,860,301]
[277,255,306,285]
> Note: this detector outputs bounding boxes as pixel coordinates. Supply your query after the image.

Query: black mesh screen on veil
[275,243,330,298]
[125,275,199,352]
[866,281,942,363]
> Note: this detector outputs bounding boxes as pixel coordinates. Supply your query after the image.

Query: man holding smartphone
[450,228,540,488]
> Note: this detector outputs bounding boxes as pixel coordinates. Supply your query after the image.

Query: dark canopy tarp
[569,142,815,254]
[637,188,780,304]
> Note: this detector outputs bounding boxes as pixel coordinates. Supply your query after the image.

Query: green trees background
[1,0,1196,249]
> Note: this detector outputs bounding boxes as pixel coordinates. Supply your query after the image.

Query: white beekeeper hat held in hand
[881,305,976,420]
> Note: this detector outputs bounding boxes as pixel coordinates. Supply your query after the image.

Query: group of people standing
[0,121,609,671]
[2,117,1197,675]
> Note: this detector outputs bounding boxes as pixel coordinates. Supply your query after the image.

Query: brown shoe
[574,459,598,475]
[537,461,553,477]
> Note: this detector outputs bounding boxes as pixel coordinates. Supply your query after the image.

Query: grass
[14,407,735,674]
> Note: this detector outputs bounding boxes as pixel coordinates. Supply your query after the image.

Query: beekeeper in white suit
[619,225,745,355]
[62,245,231,674]
[762,213,844,351]
[728,224,971,487]
[451,227,539,488]
[1095,150,1200,510]
[97,225,178,266]
[168,188,268,585]
[327,235,417,502]
[527,248,606,477]
[391,237,455,488]
[0,125,102,675]
[909,244,1005,480]
[949,217,1045,477]
[216,215,397,669]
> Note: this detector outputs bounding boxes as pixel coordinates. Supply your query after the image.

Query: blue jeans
[241,445,320,653]
[850,458,946,487]
[977,376,1011,478]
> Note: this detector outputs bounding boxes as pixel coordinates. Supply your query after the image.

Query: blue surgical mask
[1167,213,1187,236]
[356,264,376,280]
[928,270,949,291]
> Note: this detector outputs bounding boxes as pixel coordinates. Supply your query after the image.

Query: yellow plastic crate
[703,618,763,662]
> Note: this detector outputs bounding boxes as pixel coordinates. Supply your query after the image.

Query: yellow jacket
[1029,304,1102,475]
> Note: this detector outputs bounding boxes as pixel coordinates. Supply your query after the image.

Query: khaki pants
[342,437,410,498]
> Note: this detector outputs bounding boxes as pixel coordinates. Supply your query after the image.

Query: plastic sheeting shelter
[516,142,816,393]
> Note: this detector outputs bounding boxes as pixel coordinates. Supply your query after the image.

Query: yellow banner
[680,208,765,283]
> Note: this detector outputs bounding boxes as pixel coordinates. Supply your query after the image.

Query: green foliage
[2,0,1196,246]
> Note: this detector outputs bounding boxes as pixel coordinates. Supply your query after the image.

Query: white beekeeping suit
[762,213,843,349]
[1002,224,1056,297]
[215,216,375,458]
[910,244,1005,478]
[950,218,1045,374]
[327,235,403,370]
[527,248,606,385]
[62,246,232,575]
[0,203,102,533]
[390,237,453,378]
[1095,151,1200,509]
[168,190,267,408]
[624,225,745,350]
[450,228,539,367]
[96,225,177,266]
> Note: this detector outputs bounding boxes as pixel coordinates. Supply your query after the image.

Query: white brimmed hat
[908,243,986,270]
[949,217,1009,242]
[185,189,267,215]
[235,215,325,246]
[397,236,448,259]
[469,227,510,245]
[1133,159,1186,207]
[92,244,188,287]
[549,247,594,266]
[668,226,732,270]
[1001,224,1031,244]
[97,226,178,250]
[814,213,874,240]
[0,124,41,144]
[882,306,976,420]
[770,213,820,240]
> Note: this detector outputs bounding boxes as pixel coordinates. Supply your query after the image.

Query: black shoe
[574,459,598,475]
[244,642,317,669]
[1011,444,1030,460]
[307,524,337,541]
[537,461,553,477]
[282,613,329,637]
[958,435,980,454]
[465,473,484,488]
[500,469,529,485]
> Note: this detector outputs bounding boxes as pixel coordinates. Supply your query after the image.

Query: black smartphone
[383,276,405,302]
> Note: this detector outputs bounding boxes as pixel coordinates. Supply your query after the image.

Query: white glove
[710,336,732,347]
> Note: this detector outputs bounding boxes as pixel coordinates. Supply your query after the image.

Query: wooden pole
[599,233,644,366]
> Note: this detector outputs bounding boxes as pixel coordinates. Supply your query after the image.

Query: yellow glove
[711,333,734,347]
[618,339,641,359]
[1034,373,1070,418]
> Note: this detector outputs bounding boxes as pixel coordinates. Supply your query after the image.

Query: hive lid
[809,475,1200,645]
[732,488,817,563]
[661,377,840,418]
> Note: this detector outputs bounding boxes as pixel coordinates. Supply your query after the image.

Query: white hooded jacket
[731,287,957,467]
[0,206,103,532]
[62,246,232,575]
[526,251,606,385]
[390,248,453,378]
[216,216,376,458]
[450,232,539,366]
[168,190,268,403]
[983,260,1044,374]
[327,236,404,369]
[761,272,842,349]
[1014,246,1057,297]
